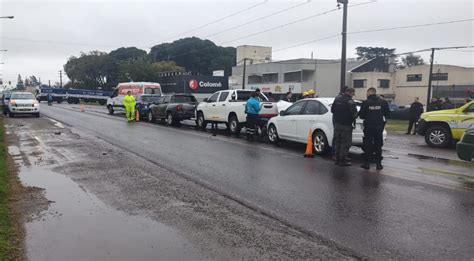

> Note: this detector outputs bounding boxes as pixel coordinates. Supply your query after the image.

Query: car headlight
[33,102,39,107]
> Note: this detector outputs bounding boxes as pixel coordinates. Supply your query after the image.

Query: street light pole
[338,0,348,92]
[242,58,247,90]
[426,48,435,105]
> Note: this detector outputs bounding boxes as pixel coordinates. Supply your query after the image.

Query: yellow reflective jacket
[123,94,136,108]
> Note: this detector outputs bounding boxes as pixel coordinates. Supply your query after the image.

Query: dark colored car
[457,125,474,161]
[135,94,162,120]
[1,92,12,115]
[148,94,198,125]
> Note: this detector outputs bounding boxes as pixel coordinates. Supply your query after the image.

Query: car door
[157,95,171,118]
[204,92,220,121]
[296,100,328,143]
[215,91,230,122]
[277,100,307,141]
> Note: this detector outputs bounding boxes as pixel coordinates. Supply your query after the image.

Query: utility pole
[242,58,247,90]
[426,48,435,105]
[59,70,63,88]
[338,0,348,92]
[48,80,51,87]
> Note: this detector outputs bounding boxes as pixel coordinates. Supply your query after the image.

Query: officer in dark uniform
[359,87,390,170]
[331,87,357,166]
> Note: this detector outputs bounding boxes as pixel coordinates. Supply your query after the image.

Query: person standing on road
[245,92,262,140]
[331,87,357,167]
[359,87,390,170]
[441,97,455,109]
[284,91,293,102]
[427,96,441,112]
[123,91,136,122]
[406,97,424,135]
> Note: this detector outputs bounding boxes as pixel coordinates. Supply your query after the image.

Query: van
[106,82,162,114]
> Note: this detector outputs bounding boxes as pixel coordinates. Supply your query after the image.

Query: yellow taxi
[418,101,474,148]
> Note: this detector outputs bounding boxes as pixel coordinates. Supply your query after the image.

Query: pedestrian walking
[245,92,262,140]
[359,88,390,170]
[441,97,455,109]
[406,97,424,135]
[331,87,357,166]
[123,91,136,122]
[427,96,441,112]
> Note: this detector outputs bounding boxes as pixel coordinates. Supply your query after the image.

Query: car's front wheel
[313,130,329,155]
[35,113,40,118]
[166,112,175,126]
[267,124,280,144]
[107,105,114,115]
[196,112,207,130]
[148,111,155,123]
[425,125,452,148]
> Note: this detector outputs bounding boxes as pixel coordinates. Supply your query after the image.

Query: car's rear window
[11,93,35,100]
[144,88,162,95]
[141,96,161,103]
[174,95,196,103]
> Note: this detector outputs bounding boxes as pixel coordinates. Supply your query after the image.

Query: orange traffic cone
[80,104,85,112]
[304,128,314,158]
[135,110,140,122]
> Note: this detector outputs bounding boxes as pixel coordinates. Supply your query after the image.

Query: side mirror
[280,110,287,116]
[203,98,209,102]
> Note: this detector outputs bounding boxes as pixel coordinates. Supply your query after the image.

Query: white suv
[267,97,387,155]
[8,92,40,118]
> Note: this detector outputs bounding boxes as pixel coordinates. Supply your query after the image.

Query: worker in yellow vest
[123,91,136,122]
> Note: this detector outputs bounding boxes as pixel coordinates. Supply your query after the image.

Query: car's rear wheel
[166,112,174,126]
[425,125,451,148]
[267,124,280,144]
[228,115,240,135]
[196,112,207,130]
[313,130,329,155]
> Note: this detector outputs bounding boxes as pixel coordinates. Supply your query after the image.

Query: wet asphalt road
[40,104,474,260]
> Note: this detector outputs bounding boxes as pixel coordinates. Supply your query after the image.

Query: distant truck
[107,82,162,114]
[195,89,279,134]
[37,87,112,105]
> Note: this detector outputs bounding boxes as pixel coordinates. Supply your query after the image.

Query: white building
[350,58,474,106]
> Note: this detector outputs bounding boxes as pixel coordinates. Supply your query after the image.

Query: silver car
[8,92,40,118]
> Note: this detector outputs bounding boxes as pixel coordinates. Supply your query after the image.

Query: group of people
[332,87,390,170]
[427,96,455,112]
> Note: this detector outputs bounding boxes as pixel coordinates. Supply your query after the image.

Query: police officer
[331,87,357,166]
[359,87,390,170]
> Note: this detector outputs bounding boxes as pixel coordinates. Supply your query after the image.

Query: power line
[157,0,268,43]
[348,18,474,35]
[151,0,313,54]
[0,36,120,48]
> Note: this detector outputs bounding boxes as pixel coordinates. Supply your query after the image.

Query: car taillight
[176,104,183,111]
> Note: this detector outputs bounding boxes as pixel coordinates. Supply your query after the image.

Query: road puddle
[17,165,204,261]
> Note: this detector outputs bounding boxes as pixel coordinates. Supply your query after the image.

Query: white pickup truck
[196,89,278,134]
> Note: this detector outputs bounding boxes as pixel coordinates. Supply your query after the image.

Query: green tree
[399,53,425,68]
[356,46,396,60]
[149,37,236,75]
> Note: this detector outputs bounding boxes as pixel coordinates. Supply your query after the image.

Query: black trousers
[362,126,384,163]
[246,114,259,135]
[407,117,419,134]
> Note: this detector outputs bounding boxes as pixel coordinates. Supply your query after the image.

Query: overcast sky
[1,0,473,85]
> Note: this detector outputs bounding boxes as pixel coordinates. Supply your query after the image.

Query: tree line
[64,37,236,90]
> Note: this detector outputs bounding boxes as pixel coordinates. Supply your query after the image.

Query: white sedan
[267,97,386,155]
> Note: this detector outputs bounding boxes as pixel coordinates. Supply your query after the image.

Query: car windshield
[11,93,35,100]
[140,96,161,103]
[144,88,162,95]
[174,95,196,103]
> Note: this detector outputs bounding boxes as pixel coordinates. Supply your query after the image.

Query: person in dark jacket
[331,87,357,166]
[441,97,455,109]
[284,91,293,102]
[359,87,390,170]
[406,97,424,135]
[427,96,441,112]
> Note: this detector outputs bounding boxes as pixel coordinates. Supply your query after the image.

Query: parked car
[135,94,162,120]
[418,101,474,148]
[107,82,162,114]
[267,97,387,155]
[456,125,474,161]
[148,93,198,125]
[1,92,12,115]
[8,92,40,118]
[195,90,278,134]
